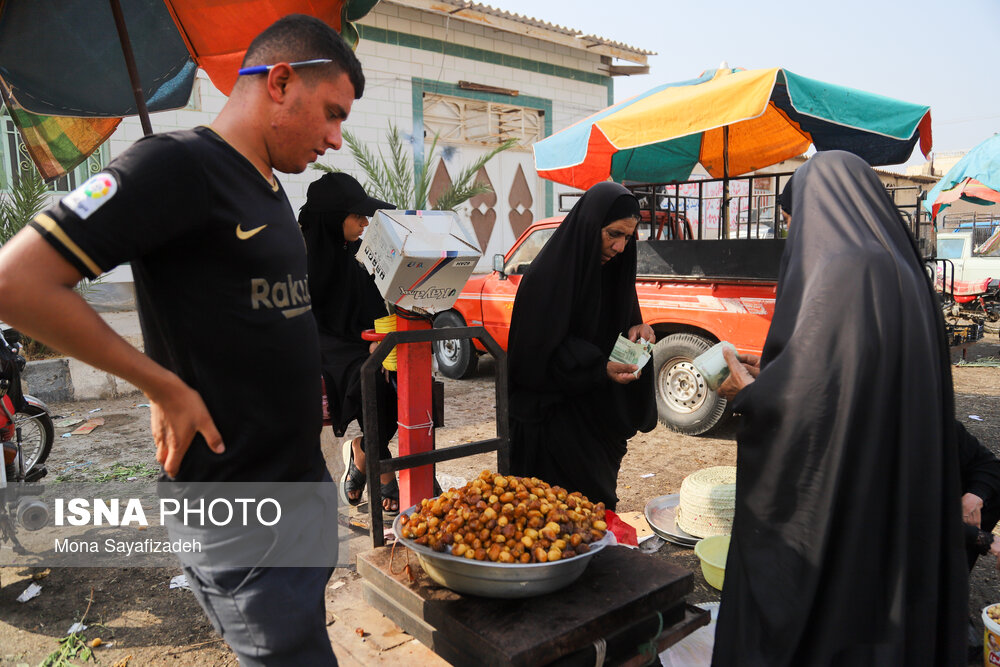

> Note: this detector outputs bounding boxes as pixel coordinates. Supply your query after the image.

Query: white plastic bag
[659,602,719,667]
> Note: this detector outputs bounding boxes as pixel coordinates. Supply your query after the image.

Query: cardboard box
[357,210,481,314]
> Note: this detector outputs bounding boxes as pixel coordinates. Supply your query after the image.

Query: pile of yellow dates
[398,470,607,563]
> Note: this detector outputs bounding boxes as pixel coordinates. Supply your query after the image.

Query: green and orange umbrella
[533,66,932,189]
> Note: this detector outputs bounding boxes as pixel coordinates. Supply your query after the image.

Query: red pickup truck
[432,216,782,435]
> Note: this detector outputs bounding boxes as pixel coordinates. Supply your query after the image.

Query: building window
[422,93,542,148]
[1,110,107,193]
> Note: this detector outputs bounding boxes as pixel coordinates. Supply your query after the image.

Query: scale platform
[358,544,709,666]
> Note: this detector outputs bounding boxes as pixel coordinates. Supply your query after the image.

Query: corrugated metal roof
[467,1,654,55]
[386,0,654,63]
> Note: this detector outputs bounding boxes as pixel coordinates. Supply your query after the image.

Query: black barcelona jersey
[31,127,324,483]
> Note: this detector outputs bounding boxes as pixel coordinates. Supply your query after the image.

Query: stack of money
[609,335,653,377]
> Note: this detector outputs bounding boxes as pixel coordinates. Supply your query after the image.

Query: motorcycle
[933,261,1000,340]
[0,328,54,553]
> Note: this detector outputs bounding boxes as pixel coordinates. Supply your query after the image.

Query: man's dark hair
[242,14,365,98]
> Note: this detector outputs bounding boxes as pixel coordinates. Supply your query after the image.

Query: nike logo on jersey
[236,224,267,240]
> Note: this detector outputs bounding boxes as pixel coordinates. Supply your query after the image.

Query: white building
[1,1,651,277]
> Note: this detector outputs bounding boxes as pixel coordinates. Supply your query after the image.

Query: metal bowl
[644,494,699,547]
[392,505,614,598]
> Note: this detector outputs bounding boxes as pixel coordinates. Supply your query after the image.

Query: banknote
[610,334,652,376]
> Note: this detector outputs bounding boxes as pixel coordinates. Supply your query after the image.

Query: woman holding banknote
[507,181,657,509]
[712,151,966,665]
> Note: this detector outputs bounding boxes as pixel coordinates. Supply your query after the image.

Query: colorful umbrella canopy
[534,67,933,189]
[0,0,378,181]
[0,0,197,119]
[925,133,1000,219]
[164,0,378,98]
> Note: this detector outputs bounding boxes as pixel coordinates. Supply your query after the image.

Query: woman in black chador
[713,151,968,666]
[299,172,401,514]
[507,181,657,510]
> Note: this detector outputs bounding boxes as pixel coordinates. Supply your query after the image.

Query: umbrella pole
[722,126,730,239]
[109,0,153,136]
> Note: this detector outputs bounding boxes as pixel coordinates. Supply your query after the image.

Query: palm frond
[415,132,442,210]
[343,129,392,202]
[430,138,518,211]
[433,183,493,212]
[449,137,519,196]
[0,169,48,245]
[384,125,414,209]
[312,124,517,213]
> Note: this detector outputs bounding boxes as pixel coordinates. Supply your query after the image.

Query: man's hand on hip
[149,376,225,478]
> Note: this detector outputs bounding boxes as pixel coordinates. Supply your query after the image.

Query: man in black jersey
[0,15,363,666]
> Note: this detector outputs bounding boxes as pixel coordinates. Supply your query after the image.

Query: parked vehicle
[0,328,52,554]
[933,233,1000,339]
[1,438,48,554]
[0,329,54,473]
[434,217,779,435]
[936,231,1000,285]
[435,173,932,436]
[953,222,999,235]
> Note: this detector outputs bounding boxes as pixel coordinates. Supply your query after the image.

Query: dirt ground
[2,346,1000,665]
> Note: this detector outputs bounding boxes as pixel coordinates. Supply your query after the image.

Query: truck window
[505,228,557,275]
[937,238,966,260]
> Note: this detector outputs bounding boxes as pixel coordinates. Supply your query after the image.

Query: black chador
[507,181,656,509]
[712,152,967,666]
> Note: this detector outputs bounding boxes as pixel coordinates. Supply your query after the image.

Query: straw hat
[676,466,736,538]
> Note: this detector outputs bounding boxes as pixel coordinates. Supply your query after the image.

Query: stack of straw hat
[676,466,737,538]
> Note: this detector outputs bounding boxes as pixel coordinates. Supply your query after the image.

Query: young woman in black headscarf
[507,181,657,510]
[299,172,401,514]
[712,151,967,665]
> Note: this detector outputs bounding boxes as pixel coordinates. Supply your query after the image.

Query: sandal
[380,477,400,516]
[339,439,366,507]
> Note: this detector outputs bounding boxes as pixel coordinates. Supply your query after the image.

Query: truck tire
[433,311,479,379]
[652,333,728,435]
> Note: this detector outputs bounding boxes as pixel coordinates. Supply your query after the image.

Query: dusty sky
[495,0,999,168]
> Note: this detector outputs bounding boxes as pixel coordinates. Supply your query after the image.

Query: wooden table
[358,544,709,666]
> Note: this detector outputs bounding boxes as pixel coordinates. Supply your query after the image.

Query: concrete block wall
[22,358,140,403]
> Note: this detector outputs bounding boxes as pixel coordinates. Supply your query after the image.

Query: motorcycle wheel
[15,405,54,473]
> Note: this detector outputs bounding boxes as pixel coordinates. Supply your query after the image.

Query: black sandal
[380,477,400,516]
[339,440,365,507]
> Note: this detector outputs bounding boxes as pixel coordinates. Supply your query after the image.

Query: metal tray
[392,504,614,599]
[644,494,699,548]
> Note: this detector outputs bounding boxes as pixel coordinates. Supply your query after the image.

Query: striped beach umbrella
[925,133,1000,219]
[534,66,932,189]
[0,0,379,180]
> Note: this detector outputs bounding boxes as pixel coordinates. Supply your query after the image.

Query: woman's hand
[989,535,1000,573]
[369,340,379,354]
[963,492,984,528]
[717,347,759,400]
[607,360,640,384]
[627,323,655,344]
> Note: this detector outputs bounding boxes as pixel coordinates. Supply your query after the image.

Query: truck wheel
[433,311,479,379]
[652,333,728,435]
